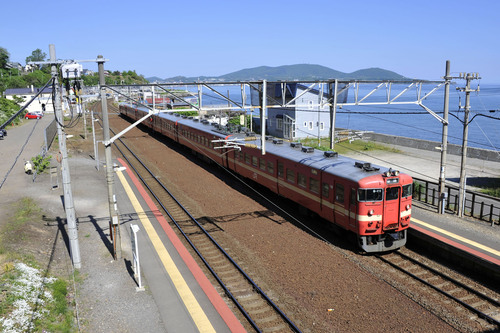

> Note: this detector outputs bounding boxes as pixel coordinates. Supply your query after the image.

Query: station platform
[409,203,500,280]
[113,158,245,333]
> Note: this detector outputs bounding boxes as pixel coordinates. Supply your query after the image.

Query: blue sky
[2,0,499,82]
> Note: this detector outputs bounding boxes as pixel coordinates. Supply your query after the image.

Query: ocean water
[336,83,500,151]
[188,83,500,151]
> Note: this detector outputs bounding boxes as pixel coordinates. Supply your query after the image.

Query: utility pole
[97,55,122,259]
[261,80,267,155]
[329,79,339,150]
[457,72,481,217]
[438,61,451,214]
[49,45,81,268]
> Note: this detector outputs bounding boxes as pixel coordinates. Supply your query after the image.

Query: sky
[2,0,499,82]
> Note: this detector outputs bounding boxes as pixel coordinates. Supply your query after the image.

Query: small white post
[130,224,144,291]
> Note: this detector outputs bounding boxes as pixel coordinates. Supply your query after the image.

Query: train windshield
[385,187,399,201]
[358,188,383,202]
[402,184,412,198]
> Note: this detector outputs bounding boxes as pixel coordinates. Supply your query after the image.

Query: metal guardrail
[413,177,500,226]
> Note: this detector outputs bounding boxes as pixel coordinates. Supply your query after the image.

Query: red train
[119,104,412,252]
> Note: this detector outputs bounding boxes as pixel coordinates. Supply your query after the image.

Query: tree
[25,48,47,65]
[0,47,10,69]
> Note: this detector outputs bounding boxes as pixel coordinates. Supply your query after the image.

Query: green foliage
[174,111,198,117]
[0,47,9,69]
[228,115,251,126]
[478,178,500,198]
[482,188,500,198]
[0,97,22,125]
[25,48,47,64]
[31,154,52,174]
[0,69,52,95]
[82,70,148,86]
[82,73,99,86]
[0,200,76,332]
[0,264,75,332]
[13,198,43,226]
[412,181,422,197]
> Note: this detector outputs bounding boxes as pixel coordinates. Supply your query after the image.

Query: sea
[184,82,500,151]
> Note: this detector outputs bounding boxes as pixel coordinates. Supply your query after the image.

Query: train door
[384,186,401,229]
[320,174,335,223]
[348,187,357,231]
[277,161,284,196]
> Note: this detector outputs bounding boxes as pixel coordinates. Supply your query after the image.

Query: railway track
[110,126,301,333]
[376,250,500,330]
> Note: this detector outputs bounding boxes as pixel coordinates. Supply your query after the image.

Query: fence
[413,177,500,226]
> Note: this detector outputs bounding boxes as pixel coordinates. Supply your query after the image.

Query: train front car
[356,164,412,252]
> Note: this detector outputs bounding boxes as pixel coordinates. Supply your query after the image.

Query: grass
[0,198,42,257]
[0,198,77,332]
[296,137,401,155]
[478,178,500,198]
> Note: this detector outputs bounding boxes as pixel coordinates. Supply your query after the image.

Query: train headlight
[368,209,374,216]
[406,204,411,210]
[392,170,400,176]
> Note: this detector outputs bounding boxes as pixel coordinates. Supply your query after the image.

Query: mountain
[219,64,346,81]
[147,64,410,83]
[146,76,164,83]
[347,67,406,80]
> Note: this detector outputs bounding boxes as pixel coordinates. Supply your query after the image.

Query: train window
[386,187,399,201]
[286,169,295,183]
[252,156,258,167]
[402,184,412,198]
[335,183,344,203]
[234,150,240,160]
[278,162,284,178]
[350,188,356,205]
[267,161,274,174]
[309,178,319,193]
[245,153,250,164]
[358,189,383,202]
[260,158,266,170]
[322,182,329,198]
[298,173,306,187]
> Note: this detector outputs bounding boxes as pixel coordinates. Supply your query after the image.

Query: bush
[31,154,52,174]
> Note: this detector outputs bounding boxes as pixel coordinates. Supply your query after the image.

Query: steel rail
[376,251,500,328]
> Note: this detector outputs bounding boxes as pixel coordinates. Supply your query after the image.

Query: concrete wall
[364,132,500,163]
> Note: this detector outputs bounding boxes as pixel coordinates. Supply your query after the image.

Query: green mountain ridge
[146,64,410,83]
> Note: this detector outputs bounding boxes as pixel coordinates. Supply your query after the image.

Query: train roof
[123,104,407,183]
